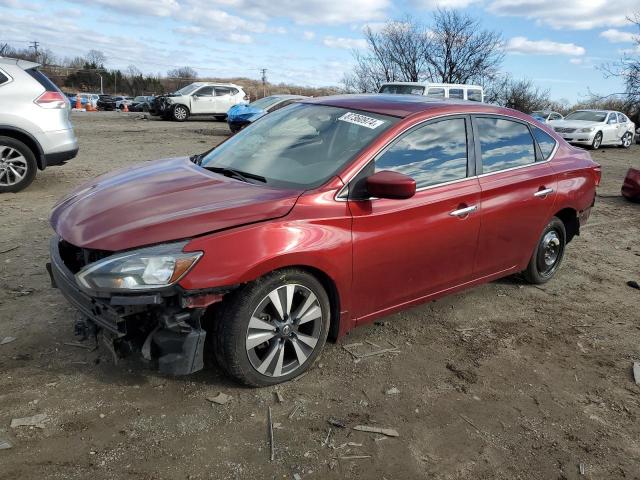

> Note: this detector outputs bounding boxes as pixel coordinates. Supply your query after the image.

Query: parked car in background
[549,110,635,150]
[97,95,116,111]
[155,82,248,121]
[379,82,484,102]
[622,167,640,202]
[636,126,640,144]
[48,94,600,385]
[114,96,134,110]
[129,96,155,112]
[227,94,307,133]
[531,110,563,123]
[0,57,78,193]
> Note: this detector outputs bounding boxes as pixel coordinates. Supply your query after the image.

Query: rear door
[472,116,558,276]
[214,86,234,112]
[603,113,619,143]
[350,116,481,320]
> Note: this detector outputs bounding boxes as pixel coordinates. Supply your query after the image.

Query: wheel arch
[0,126,45,169]
[553,207,579,243]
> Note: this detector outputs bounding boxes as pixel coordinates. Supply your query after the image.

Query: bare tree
[424,9,504,84]
[486,75,551,113]
[86,50,106,68]
[167,66,198,79]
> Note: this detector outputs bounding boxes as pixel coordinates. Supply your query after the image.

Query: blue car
[227,95,307,133]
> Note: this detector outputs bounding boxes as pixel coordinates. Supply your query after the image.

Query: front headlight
[579,127,596,133]
[76,242,202,292]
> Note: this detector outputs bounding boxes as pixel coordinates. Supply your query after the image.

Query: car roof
[302,94,516,119]
[270,94,308,100]
[380,82,483,89]
[0,56,40,70]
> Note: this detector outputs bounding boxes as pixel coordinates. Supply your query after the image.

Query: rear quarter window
[25,68,60,92]
[0,70,9,85]
[532,127,557,160]
[467,89,482,102]
[449,88,464,99]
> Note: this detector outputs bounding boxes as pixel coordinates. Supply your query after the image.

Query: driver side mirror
[366,171,416,200]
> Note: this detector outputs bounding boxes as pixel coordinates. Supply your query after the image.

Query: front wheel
[620,132,633,149]
[590,131,603,150]
[0,137,37,193]
[172,104,189,122]
[523,217,566,284]
[213,269,330,386]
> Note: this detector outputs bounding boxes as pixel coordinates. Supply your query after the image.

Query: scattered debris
[579,463,586,475]
[1,336,16,345]
[455,327,478,332]
[63,341,95,350]
[347,442,362,447]
[323,427,332,446]
[275,390,284,403]
[0,246,19,255]
[627,280,640,290]
[292,371,309,382]
[385,387,400,395]
[206,392,232,405]
[268,406,275,461]
[288,405,300,420]
[0,438,12,450]
[364,340,381,349]
[11,413,49,429]
[339,455,372,460]
[353,425,399,437]
[633,362,640,385]
[327,417,346,429]
[446,362,478,383]
[343,340,400,360]
[570,324,594,328]
[293,474,302,480]
[459,414,482,434]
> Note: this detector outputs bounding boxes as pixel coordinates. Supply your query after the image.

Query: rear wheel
[172,104,189,122]
[523,217,566,284]
[213,269,330,386]
[590,131,603,150]
[620,132,633,148]
[0,137,37,193]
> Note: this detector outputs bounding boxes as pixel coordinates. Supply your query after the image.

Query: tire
[620,132,633,149]
[213,269,331,386]
[214,115,226,122]
[523,217,566,284]
[0,136,37,193]
[590,131,603,150]
[172,104,189,122]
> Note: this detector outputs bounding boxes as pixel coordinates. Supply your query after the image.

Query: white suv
[0,57,78,192]
[159,82,248,121]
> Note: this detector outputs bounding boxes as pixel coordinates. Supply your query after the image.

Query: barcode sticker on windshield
[338,112,385,129]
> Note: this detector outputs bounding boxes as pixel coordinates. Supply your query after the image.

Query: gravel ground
[1,112,639,480]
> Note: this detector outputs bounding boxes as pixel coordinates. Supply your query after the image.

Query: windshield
[174,83,201,96]
[201,103,397,189]
[564,111,607,122]
[249,96,287,110]
[380,84,425,95]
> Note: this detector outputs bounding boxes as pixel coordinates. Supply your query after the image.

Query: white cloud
[569,58,583,65]
[506,36,586,56]
[600,28,638,43]
[487,0,637,30]
[414,0,480,8]
[303,31,316,40]
[323,36,368,49]
[69,0,179,16]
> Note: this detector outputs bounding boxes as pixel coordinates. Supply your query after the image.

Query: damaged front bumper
[47,236,227,375]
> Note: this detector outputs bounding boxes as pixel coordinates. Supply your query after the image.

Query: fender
[0,124,45,169]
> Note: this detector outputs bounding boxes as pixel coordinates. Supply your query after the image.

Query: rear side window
[230,88,239,95]
[617,113,627,123]
[25,68,60,92]
[375,118,468,188]
[476,117,536,174]
[467,89,482,102]
[532,127,557,160]
[214,87,232,96]
[449,88,464,99]
[426,88,445,99]
[0,70,8,85]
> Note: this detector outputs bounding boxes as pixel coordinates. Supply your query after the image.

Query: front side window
[375,118,468,188]
[532,127,557,160]
[426,88,445,99]
[379,84,425,95]
[449,88,464,99]
[467,89,482,102]
[607,113,618,124]
[476,117,536,174]
[201,104,397,189]
[195,86,214,96]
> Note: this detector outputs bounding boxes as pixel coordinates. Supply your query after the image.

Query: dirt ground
[1,112,639,480]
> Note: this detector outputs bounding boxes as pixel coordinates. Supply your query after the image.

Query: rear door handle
[449,205,477,217]
[534,188,554,198]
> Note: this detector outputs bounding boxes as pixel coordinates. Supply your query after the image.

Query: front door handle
[534,188,554,198]
[449,205,477,217]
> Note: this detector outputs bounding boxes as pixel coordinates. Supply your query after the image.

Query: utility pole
[29,41,39,61]
[260,68,267,98]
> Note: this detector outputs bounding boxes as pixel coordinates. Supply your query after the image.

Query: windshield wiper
[202,166,266,183]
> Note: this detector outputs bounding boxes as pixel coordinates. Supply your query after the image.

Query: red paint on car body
[622,168,640,202]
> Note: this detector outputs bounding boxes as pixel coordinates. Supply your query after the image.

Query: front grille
[58,240,112,274]
[554,127,576,134]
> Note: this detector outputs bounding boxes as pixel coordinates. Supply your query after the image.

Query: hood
[228,103,266,122]
[50,157,302,251]
[549,119,604,129]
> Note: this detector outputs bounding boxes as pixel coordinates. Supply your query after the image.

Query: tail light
[592,164,602,187]
[34,91,67,109]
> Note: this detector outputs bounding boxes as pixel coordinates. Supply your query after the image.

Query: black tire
[590,131,603,150]
[172,104,189,122]
[523,217,566,284]
[620,132,633,149]
[229,124,240,134]
[214,115,227,122]
[213,269,331,386]
[0,136,37,193]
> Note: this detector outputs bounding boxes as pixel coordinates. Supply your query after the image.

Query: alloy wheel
[174,106,187,120]
[622,132,632,148]
[0,145,28,187]
[245,284,323,378]
[592,133,602,149]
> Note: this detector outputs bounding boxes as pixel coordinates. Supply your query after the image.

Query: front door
[472,116,558,276]
[349,116,481,321]
[190,86,216,114]
[603,113,619,144]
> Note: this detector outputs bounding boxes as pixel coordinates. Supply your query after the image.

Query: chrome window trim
[335,111,558,202]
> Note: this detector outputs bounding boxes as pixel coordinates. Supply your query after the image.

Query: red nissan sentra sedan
[48,95,601,386]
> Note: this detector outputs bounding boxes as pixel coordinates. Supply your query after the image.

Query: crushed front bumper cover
[47,236,227,375]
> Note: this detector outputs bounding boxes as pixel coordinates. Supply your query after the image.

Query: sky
[1,0,639,102]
